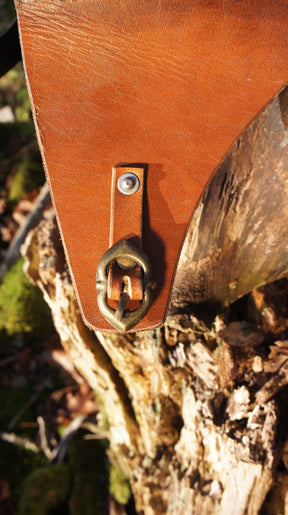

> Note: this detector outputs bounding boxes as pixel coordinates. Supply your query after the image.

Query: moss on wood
[0,257,53,335]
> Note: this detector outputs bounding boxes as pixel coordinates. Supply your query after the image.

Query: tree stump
[171,85,288,311]
[21,88,288,514]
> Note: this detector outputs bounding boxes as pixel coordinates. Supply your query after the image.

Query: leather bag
[15,0,288,331]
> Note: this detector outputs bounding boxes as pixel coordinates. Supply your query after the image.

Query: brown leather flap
[15,0,288,331]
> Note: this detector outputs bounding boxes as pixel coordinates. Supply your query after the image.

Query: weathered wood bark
[21,90,288,514]
[171,85,288,313]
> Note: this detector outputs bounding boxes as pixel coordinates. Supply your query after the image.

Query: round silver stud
[117,172,140,195]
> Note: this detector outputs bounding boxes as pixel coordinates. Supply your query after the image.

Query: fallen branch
[0,182,51,283]
[37,416,52,460]
[0,430,39,453]
[49,414,85,464]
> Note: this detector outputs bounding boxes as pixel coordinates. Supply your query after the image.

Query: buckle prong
[115,287,129,322]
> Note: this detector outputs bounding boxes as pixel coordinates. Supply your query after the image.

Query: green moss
[0,64,30,121]
[14,87,31,122]
[8,159,44,205]
[68,431,109,515]
[109,463,131,506]
[0,123,41,196]
[0,441,46,507]
[94,393,110,430]
[18,464,71,515]
[0,258,53,335]
[0,61,45,199]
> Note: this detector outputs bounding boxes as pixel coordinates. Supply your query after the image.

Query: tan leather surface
[108,166,144,304]
[15,0,288,331]
[108,261,143,302]
[110,167,144,250]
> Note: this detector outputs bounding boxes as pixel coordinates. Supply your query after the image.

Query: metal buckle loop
[96,240,153,332]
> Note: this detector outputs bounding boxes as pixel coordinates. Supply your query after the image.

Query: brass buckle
[96,240,153,332]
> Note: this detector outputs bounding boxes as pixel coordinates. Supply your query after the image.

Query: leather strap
[107,166,144,303]
[110,166,144,250]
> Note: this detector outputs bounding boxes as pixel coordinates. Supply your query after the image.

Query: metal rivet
[117,172,140,195]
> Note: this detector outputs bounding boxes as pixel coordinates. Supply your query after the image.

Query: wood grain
[172,85,288,312]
